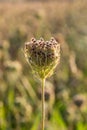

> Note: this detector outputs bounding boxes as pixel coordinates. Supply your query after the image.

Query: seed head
[24,37,60,79]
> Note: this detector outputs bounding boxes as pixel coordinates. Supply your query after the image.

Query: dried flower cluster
[24,37,60,79]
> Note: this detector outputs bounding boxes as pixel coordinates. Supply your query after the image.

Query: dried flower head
[73,94,86,108]
[24,37,60,79]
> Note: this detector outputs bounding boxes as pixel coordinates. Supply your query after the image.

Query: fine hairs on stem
[42,78,45,130]
[24,37,60,130]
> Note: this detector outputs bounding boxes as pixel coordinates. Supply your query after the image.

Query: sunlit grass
[0,1,87,130]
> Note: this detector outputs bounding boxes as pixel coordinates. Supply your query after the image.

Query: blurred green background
[0,0,87,130]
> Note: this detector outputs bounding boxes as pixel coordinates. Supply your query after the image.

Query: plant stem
[42,78,45,130]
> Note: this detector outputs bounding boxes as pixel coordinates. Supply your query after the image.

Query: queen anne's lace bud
[24,37,60,79]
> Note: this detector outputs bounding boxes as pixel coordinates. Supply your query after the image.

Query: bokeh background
[0,0,87,130]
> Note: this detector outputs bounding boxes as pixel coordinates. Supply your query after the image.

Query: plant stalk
[42,78,45,130]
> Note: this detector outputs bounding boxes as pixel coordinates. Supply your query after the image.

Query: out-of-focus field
[0,1,87,130]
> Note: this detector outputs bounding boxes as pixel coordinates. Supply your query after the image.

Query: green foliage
[0,1,87,130]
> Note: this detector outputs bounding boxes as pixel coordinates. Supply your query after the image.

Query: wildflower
[24,37,60,130]
[24,37,60,79]
[73,94,86,108]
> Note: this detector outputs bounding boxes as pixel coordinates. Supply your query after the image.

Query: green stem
[42,78,45,130]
